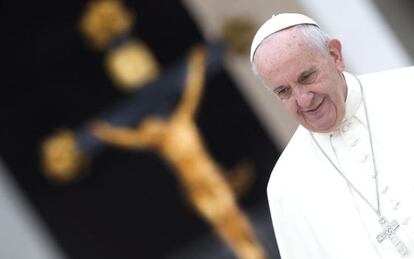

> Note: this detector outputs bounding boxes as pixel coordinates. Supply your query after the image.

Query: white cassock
[267,66,414,259]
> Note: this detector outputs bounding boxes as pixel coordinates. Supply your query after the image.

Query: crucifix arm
[90,118,166,150]
[174,46,206,119]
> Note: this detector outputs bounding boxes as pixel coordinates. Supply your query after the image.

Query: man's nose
[295,89,314,108]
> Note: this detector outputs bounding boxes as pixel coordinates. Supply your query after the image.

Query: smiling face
[253,27,347,133]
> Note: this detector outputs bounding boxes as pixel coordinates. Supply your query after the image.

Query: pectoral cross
[376,216,408,256]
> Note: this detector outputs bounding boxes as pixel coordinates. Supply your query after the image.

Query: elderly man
[251,13,414,258]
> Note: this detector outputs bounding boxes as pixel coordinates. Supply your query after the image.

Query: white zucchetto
[250,13,319,63]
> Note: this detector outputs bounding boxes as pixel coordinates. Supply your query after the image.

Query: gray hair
[251,24,331,76]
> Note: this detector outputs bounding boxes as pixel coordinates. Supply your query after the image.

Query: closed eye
[298,70,317,84]
[274,86,291,99]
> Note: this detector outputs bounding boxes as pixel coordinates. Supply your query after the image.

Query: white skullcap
[250,13,319,63]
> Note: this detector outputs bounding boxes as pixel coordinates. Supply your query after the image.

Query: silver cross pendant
[376,216,408,256]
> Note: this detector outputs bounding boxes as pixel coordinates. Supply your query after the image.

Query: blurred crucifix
[41,1,266,258]
[91,45,265,259]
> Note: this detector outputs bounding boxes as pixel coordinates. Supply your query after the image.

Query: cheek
[329,85,345,107]
[281,100,299,116]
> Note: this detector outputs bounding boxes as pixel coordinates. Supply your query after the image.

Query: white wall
[297,0,413,74]
[0,160,67,259]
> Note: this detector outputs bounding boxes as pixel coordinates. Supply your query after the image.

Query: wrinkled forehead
[254,29,322,85]
[254,27,307,67]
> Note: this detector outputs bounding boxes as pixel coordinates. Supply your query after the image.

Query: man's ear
[327,39,345,72]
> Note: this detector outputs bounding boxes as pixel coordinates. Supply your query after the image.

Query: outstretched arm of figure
[90,118,166,150]
[174,46,207,119]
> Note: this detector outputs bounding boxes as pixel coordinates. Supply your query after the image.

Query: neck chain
[309,75,408,256]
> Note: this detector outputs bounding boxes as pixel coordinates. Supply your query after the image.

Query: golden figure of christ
[91,46,265,259]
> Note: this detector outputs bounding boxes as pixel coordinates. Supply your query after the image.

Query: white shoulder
[267,126,311,200]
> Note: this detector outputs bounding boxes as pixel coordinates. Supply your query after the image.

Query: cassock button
[342,124,350,132]
[350,139,359,147]
[393,201,401,210]
[401,217,411,225]
[360,154,369,163]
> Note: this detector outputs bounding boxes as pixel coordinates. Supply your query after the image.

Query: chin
[305,121,338,133]
[303,114,342,133]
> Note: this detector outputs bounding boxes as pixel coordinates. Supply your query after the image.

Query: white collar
[343,72,362,122]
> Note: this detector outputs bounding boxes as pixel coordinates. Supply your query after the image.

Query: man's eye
[301,72,316,83]
[274,87,291,99]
